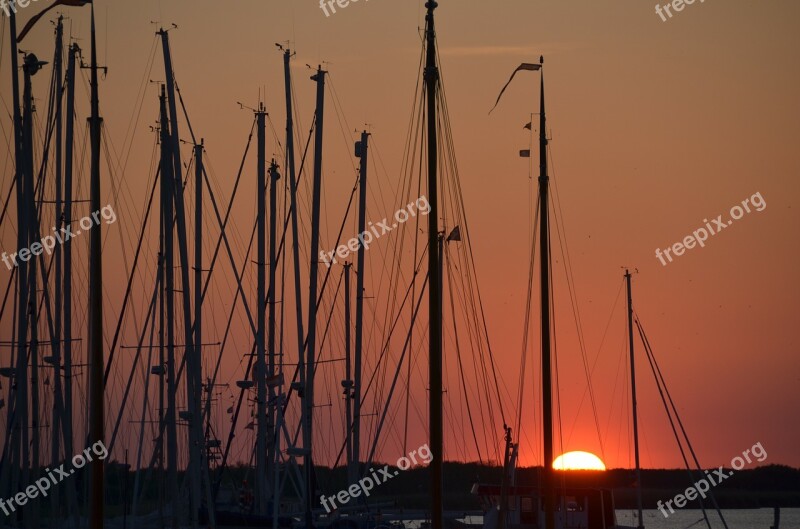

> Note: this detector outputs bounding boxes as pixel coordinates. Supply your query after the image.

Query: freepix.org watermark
[655,191,765,266]
[319,196,430,268]
[318,0,370,18]
[656,441,767,518]
[655,0,707,22]
[0,440,108,516]
[2,204,117,270]
[319,443,433,513]
[1,0,37,18]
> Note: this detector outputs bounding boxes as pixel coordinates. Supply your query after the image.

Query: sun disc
[553,451,606,471]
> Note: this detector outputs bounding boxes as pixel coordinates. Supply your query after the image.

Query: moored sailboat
[472,58,623,529]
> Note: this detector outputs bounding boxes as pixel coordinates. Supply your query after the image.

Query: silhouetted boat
[472,59,631,529]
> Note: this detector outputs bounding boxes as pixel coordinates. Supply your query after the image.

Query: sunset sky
[1,0,798,472]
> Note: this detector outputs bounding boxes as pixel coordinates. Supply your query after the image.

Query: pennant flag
[446,226,461,242]
[519,149,531,158]
[18,0,91,43]
[489,62,542,114]
[523,122,532,130]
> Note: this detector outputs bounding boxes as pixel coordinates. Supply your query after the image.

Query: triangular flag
[489,62,542,114]
[523,122,532,130]
[18,0,91,43]
[446,226,461,242]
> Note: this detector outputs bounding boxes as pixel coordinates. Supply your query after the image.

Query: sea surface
[614,508,799,529]
[406,509,799,529]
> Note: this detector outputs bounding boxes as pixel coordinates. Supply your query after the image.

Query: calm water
[614,508,799,529]
[410,509,799,529]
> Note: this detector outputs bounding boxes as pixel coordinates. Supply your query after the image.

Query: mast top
[23,53,48,75]
[156,24,179,36]
[311,65,327,81]
[424,0,439,83]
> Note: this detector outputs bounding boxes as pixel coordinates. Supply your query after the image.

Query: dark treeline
[312,462,800,510]
[94,461,800,514]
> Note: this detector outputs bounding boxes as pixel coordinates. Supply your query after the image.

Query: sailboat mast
[625,270,644,529]
[497,426,512,529]
[343,262,353,482]
[159,30,202,526]
[268,158,280,513]
[51,16,65,518]
[424,2,443,529]
[159,84,179,529]
[353,130,369,485]
[281,48,306,413]
[87,3,106,525]
[63,42,78,521]
[4,6,26,509]
[256,104,268,515]
[21,48,40,529]
[194,141,216,528]
[194,142,204,432]
[535,56,555,529]
[157,129,167,527]
[305,65,327,528]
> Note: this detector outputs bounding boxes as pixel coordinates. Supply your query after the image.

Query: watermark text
[320,196,430,268]
[0,440,108,516]
[656,441,767,518]
[2,204,117,271]
[319,443,432,513]
[655,192,765,266]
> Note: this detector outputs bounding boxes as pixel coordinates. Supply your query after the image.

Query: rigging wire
[635,315,725,529]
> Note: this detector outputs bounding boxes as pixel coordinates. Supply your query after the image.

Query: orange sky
[1,0,798,471]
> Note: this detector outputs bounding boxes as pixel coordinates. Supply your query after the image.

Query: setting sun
[553,451,607,471]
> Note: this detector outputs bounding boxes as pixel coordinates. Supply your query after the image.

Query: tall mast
[51,16,65,518]
[4,6,25,507]
[157,112,167,527]
[256,103,268,515]
[280,54,309,504]
[497,426,513,529]
[626,270,644,529]
[22,48,43,529]
[536,56,555,529]
[343,263,353,482]
[195,139,205,517]
[268,158,280,510]
[305,65,327,528]
[424,2,443,529]
[63,41,79,523]
[158,84,179,529]
[88,2,105,525]
[159,29,201,526]
[352,130,369,485]
[280,47,306,417]
[194,140,216,528]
